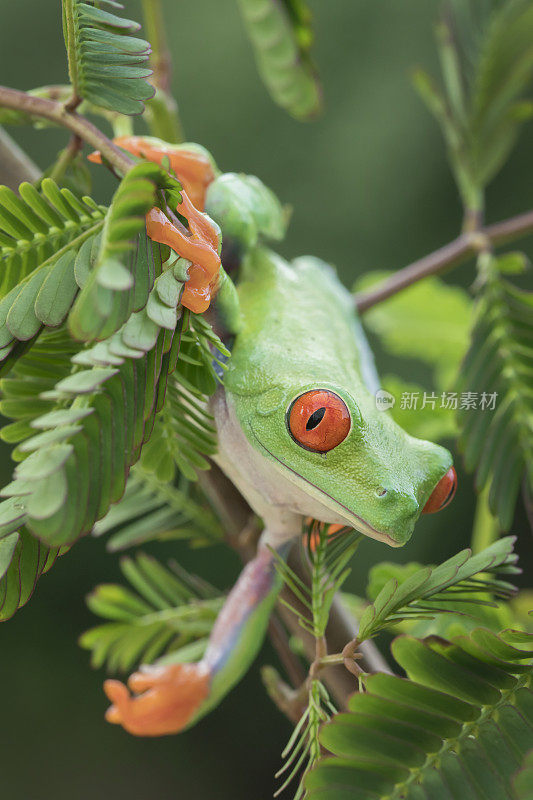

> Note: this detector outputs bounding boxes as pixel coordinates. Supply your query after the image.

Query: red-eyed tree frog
[98,138,457,736]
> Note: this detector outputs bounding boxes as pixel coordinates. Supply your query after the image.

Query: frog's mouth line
[249,426,399,548]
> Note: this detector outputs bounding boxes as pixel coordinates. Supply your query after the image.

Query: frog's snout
[422,467,457,514]
[373,486,420,539]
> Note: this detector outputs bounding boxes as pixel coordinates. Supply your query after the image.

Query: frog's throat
[249,424,399,548]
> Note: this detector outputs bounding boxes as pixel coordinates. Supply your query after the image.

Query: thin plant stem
[471,486,499,554]
[48,133,83,185]
[141,0,184,142]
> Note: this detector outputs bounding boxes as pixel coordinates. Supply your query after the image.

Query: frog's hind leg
[103,535,292,737]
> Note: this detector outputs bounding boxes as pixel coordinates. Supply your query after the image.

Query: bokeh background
[0,1,531,798]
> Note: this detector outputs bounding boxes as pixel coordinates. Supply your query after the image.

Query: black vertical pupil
[306,407,326,430]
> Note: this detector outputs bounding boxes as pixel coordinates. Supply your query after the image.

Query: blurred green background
[0,1,531,798]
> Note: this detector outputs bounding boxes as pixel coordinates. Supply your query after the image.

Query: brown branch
[268,614,307,688]
[0,86,134,176]
[355,209,533,312]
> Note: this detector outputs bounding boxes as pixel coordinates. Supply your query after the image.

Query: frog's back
[225,247,379,396]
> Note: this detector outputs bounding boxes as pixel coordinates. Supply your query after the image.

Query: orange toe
[103,662,211,737]
[128,666,166,693]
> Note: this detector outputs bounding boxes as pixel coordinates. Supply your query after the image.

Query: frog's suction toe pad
[103,662,210,736]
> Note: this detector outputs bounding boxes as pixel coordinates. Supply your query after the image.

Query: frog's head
[237,382,455,547]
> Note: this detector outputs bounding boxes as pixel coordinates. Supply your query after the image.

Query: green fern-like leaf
[275,678,334,800]
[92,463,223,551]
[0,179,105,300]
[307,627,533,799]
[69,161,181,342]
[0,246,178,545]
[355,536,519,643]
[235,0,321,120]
[457,257,533,530]
[0,267,230,551]
[0,327,82,450]
[273,523,362,639]
[414,0,533,203]
[80,552,223,672]
[353,557,519,640]
[0,527,62,621]
[62,0,154,115]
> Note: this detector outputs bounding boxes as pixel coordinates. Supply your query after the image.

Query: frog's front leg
[103,522,298,736]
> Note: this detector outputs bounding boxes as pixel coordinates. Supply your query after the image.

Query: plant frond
[354,536,519,644]
[0,326,82,449]
[272,523,361,639]
[80,552,223,672]
[457,255,533,530]
[0,308,228,550]
[0,527,63,621]
[235,0,321,120]
[414,0,533,202]
[0,243,182,548]
[62,0,154,115]
[0,179,105,300]
[307,627,533,799]
[92,463,222,551]
[276,679,334,799]
[68,161,181,342]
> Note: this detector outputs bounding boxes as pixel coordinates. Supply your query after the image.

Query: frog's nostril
[376,488,387,498]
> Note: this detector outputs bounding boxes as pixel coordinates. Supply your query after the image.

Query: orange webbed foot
[104,662,210,737]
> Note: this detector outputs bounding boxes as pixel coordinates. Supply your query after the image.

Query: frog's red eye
[288,390,351,453]
[422,467,457,513]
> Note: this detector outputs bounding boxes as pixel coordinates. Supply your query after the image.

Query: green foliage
[80,552,223,672]
[69,161,181,342]
[414,0,533,207]
[0,188,228,609]
[381,375,458,442]
[0,178,105,301]
[0,527,62,621]
[92,465,222,552]
[354,536,518,643]
[274,522,354,798]
[61,0,154,115]
[0,255,181,549]
[358,557,519,639]
[276,679,335,799]
[0,327,81,451]
[307,627,533,799]
[235,0,321,120]
[356,272,472,387]
[356,272,471,442]
[513,748,533,800]
[274,523,362,639]
[206,172,288,250]
[458,253,533,530]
